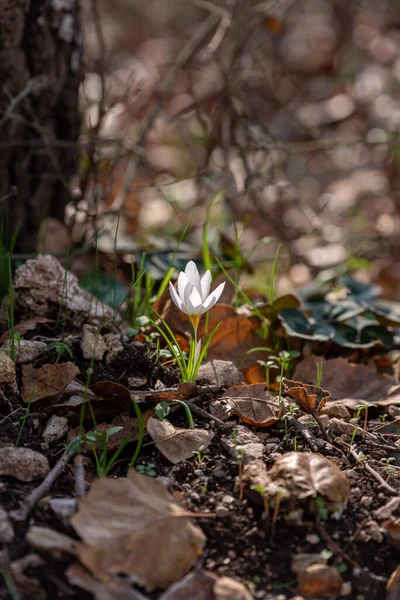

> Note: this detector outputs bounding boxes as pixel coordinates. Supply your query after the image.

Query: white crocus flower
[169,261,225,328]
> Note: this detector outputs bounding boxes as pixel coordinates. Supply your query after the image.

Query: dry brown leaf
[283,378,330,415]
[386,565,400,600]
[70,470,206,591]
[21,362,80,403]
[294,356,400,409]
[26,526,78,557]
[66,563,149,600]
[146,417,214,464]
[297,564,343,599]
[0,317,55,343]
[383,519,400,549]
[269,452,351,511]
[159,569,253,600]
[222,383,282,427]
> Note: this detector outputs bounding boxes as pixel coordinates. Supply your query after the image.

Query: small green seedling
[385,457,397,474]
[47,341,73,364]
[193,445,207,468]
[136,463,157,477]
[354,402,376,439]
[84,426,126,477]
[315,496,328,520]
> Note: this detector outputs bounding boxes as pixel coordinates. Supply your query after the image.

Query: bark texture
[0,0,82,252]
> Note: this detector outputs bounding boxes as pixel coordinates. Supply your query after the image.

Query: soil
[0,332,399,600]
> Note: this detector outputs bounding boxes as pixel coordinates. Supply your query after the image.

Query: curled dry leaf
[382,519,400,549]
[26,526,78,557]
[159,569,254,600]
[283,378,330,415]
[222,383,282,427]
[294,356,400,408]
[70,470,206,591]
[298,564,343,599]
[269,452,351,513]
[387,565,400,600]
[21,362,80,403]
[0,317,55,343]
[146,417,214,464]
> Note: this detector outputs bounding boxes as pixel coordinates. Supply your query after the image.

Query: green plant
[315,496,328,520]
[0,568,21,600]
[193,445,207,468]
[149,261,224,385]
[84,426,125,478]
[316,361,323,387]
[354,402,376,439]
[274,350,301,406]
[16,394,33,447]
[128,394,144,468]
[47,341,73,363]
[136,463,157,477]
[385,457,397,474]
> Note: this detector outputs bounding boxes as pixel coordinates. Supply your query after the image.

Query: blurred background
[62,0,400,299]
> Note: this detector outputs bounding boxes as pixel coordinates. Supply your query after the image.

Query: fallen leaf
[222,383,282,427]
[294,356,400,408]
[146,417,214,464]
[269,452,351,512]
[21,362,80,402]
[66,563,148,600]
[374,498,400,521]
[298,564,343,599]
[10,554,46,600]
[387,564,400,600]
[283,378,330,415]
[159,569,253,600]
[70,471,206,590]
[0,317,55,342]
[382,519,400,549]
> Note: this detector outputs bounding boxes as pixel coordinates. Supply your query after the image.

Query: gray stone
[42,415,69,444]
[0,447,49,482]
[0,509,14,543]
[197,360,244,387]
[1,340,47,364]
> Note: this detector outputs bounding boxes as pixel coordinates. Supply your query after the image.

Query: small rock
[104,333,124,364]
[197,360,244,387]
[292,552,327,574]
[365,520,384,543]
[0,352,18,393]
[194,469,204,477]
[328,418,364,438]
[298,414,329,427]
[212,468,229,481]
[215,505,230,517]
[128,376,148,389]
[49,498,77,523]
[360,496,373,508]
[1,340,47,364]
[42,415,69,444]
[269,452,282,462]
[230,442,264,464]
[265,443,279,455]
[0,509,14,543]
[222,494,235,505]
[321,403,351,421]
[209,399,232,421]
[305,534,320,545]
[0,447,49,482]
[81,325,107,360]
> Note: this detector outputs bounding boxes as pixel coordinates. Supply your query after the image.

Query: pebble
[305,534,320,545]
[361,496,373,508]
[269,452,282,462]
[215,505,230,517]
[42,415,69,445]
[194,469,204,477]
[0,447,49,482]
[222,494,235,505]
[0,510,14,543]
[197,360,244,387]
[212,468,229,480]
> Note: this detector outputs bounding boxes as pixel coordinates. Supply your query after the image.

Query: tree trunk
[0,0,82,253]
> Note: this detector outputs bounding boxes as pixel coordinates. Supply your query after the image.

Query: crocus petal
[178,271,190,303]
[184,261,202,295]
[203,282,225,311]
[169,282,188,314]
[186,286,204,314]
[200,270,212,301]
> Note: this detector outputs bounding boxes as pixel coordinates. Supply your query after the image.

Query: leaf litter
[1,255,400,600]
